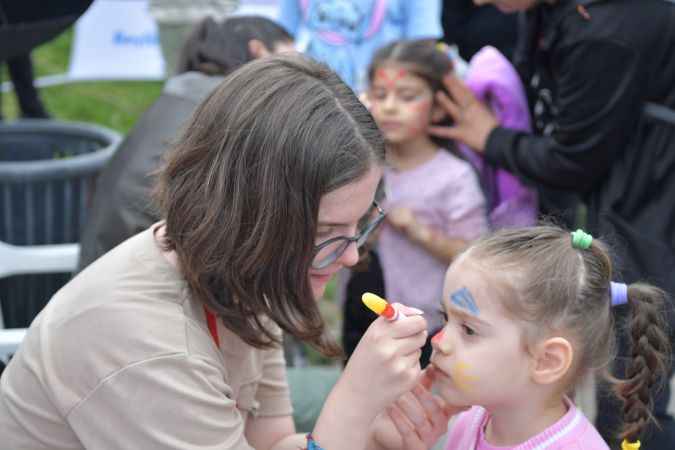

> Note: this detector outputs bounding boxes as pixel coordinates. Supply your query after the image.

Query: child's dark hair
[367,39,454,149]
[155,54,384,357]
[175,15,292,75]
[463,225,671,443]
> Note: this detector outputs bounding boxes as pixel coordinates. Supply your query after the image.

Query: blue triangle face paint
[450,287,479,315]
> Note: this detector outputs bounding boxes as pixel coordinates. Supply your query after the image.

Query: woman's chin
[310,273,333,299]
[312,285,326,299]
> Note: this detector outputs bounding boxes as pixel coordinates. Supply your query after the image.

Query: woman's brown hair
[464,225,671,443]
[155,54,385,355]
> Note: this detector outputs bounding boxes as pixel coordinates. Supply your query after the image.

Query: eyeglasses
[312,201,385,269]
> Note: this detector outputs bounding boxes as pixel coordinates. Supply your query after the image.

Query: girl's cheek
[409,100,433,133]
[370,101,382,118]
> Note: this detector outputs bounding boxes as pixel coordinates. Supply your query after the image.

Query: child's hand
[371,367,468,450]
[387,207,432,244]
[338,304,428,418]
[386,207,415,232]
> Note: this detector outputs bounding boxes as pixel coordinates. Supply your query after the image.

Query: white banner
[68,0,165,81]
[67,0,280,82]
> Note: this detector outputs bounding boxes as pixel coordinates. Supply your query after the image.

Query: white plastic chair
[0,241,79,363]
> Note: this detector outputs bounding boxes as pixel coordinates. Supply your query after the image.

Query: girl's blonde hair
[464,225,671,443]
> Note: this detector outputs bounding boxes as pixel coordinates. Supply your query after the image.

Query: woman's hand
[312,307,427,450]
[428,74,499,153]
[370,367,469,450]
[338,304,428,418]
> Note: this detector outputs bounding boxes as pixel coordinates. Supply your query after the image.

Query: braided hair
[616,283,671,442]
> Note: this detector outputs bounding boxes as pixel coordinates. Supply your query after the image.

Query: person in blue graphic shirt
[278,0,442,91]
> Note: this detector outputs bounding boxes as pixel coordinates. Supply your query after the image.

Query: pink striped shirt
[445,400,609,450]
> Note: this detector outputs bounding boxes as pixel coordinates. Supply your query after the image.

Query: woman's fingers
[435,90,461,121]
[388,405,427,450]
[419,365,437,390]
[413,384,449,439]
[396,392,434,438]
[428,92,461,141]
[429,74,499,153]
[373,313,427,340]
[443,73,476,108]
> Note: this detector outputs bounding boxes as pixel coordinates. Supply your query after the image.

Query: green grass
[1,28,163,134]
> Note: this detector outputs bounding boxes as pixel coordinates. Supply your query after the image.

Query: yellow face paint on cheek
[450,361,478,392]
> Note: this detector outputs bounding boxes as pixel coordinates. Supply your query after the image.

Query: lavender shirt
[379,150,488,332]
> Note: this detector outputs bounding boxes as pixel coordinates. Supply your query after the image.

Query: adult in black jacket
[431,0,675,447]
[0,1,93,60]
[0,1,93,120]
[77,16,294,271]
[441,0,518,60]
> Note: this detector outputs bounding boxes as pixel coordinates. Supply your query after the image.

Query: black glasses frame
[311,201,386,269]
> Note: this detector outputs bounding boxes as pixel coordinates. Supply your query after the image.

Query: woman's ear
[530,337,574,385]
[248,39,271,59]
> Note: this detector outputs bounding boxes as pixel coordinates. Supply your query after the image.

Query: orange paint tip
[362,292,397,320]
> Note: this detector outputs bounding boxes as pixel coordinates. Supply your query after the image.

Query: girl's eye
[371,90,387,100]
[398,90,420,101]
[462,324,476,336]
[439,308,448,322]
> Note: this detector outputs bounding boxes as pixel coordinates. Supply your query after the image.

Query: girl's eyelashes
[399,90,421,102]
[370,89,387,100]
[438,307,478,336]
[369,88,423,102]
[462,324,477,336]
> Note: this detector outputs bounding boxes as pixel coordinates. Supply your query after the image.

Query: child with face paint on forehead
[370,226,672,450]
[358,39,489,367]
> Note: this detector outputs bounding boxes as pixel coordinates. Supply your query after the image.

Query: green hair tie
[571,229,593,250]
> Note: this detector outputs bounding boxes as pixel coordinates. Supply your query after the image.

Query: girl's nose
[382,94,397,111]
[431,328,453,354]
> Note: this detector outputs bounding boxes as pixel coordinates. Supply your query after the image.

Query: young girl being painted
[348,39,488,366]
[373,226,671,450]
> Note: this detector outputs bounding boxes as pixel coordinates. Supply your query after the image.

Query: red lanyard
[204,306,220,348]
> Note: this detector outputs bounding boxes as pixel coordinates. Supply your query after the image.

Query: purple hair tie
[610,282,628,307]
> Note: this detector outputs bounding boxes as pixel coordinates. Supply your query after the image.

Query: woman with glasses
[0,55,437,450]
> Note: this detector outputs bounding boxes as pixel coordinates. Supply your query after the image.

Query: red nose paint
[432,329,445,343]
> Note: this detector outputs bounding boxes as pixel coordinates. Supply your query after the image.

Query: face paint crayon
[361,292,405,321]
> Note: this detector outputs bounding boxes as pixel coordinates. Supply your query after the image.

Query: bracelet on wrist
[306,433,325,450]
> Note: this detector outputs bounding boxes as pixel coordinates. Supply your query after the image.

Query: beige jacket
[0,224,292,449]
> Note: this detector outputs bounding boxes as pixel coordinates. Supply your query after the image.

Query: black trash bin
[0,119,121,328]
